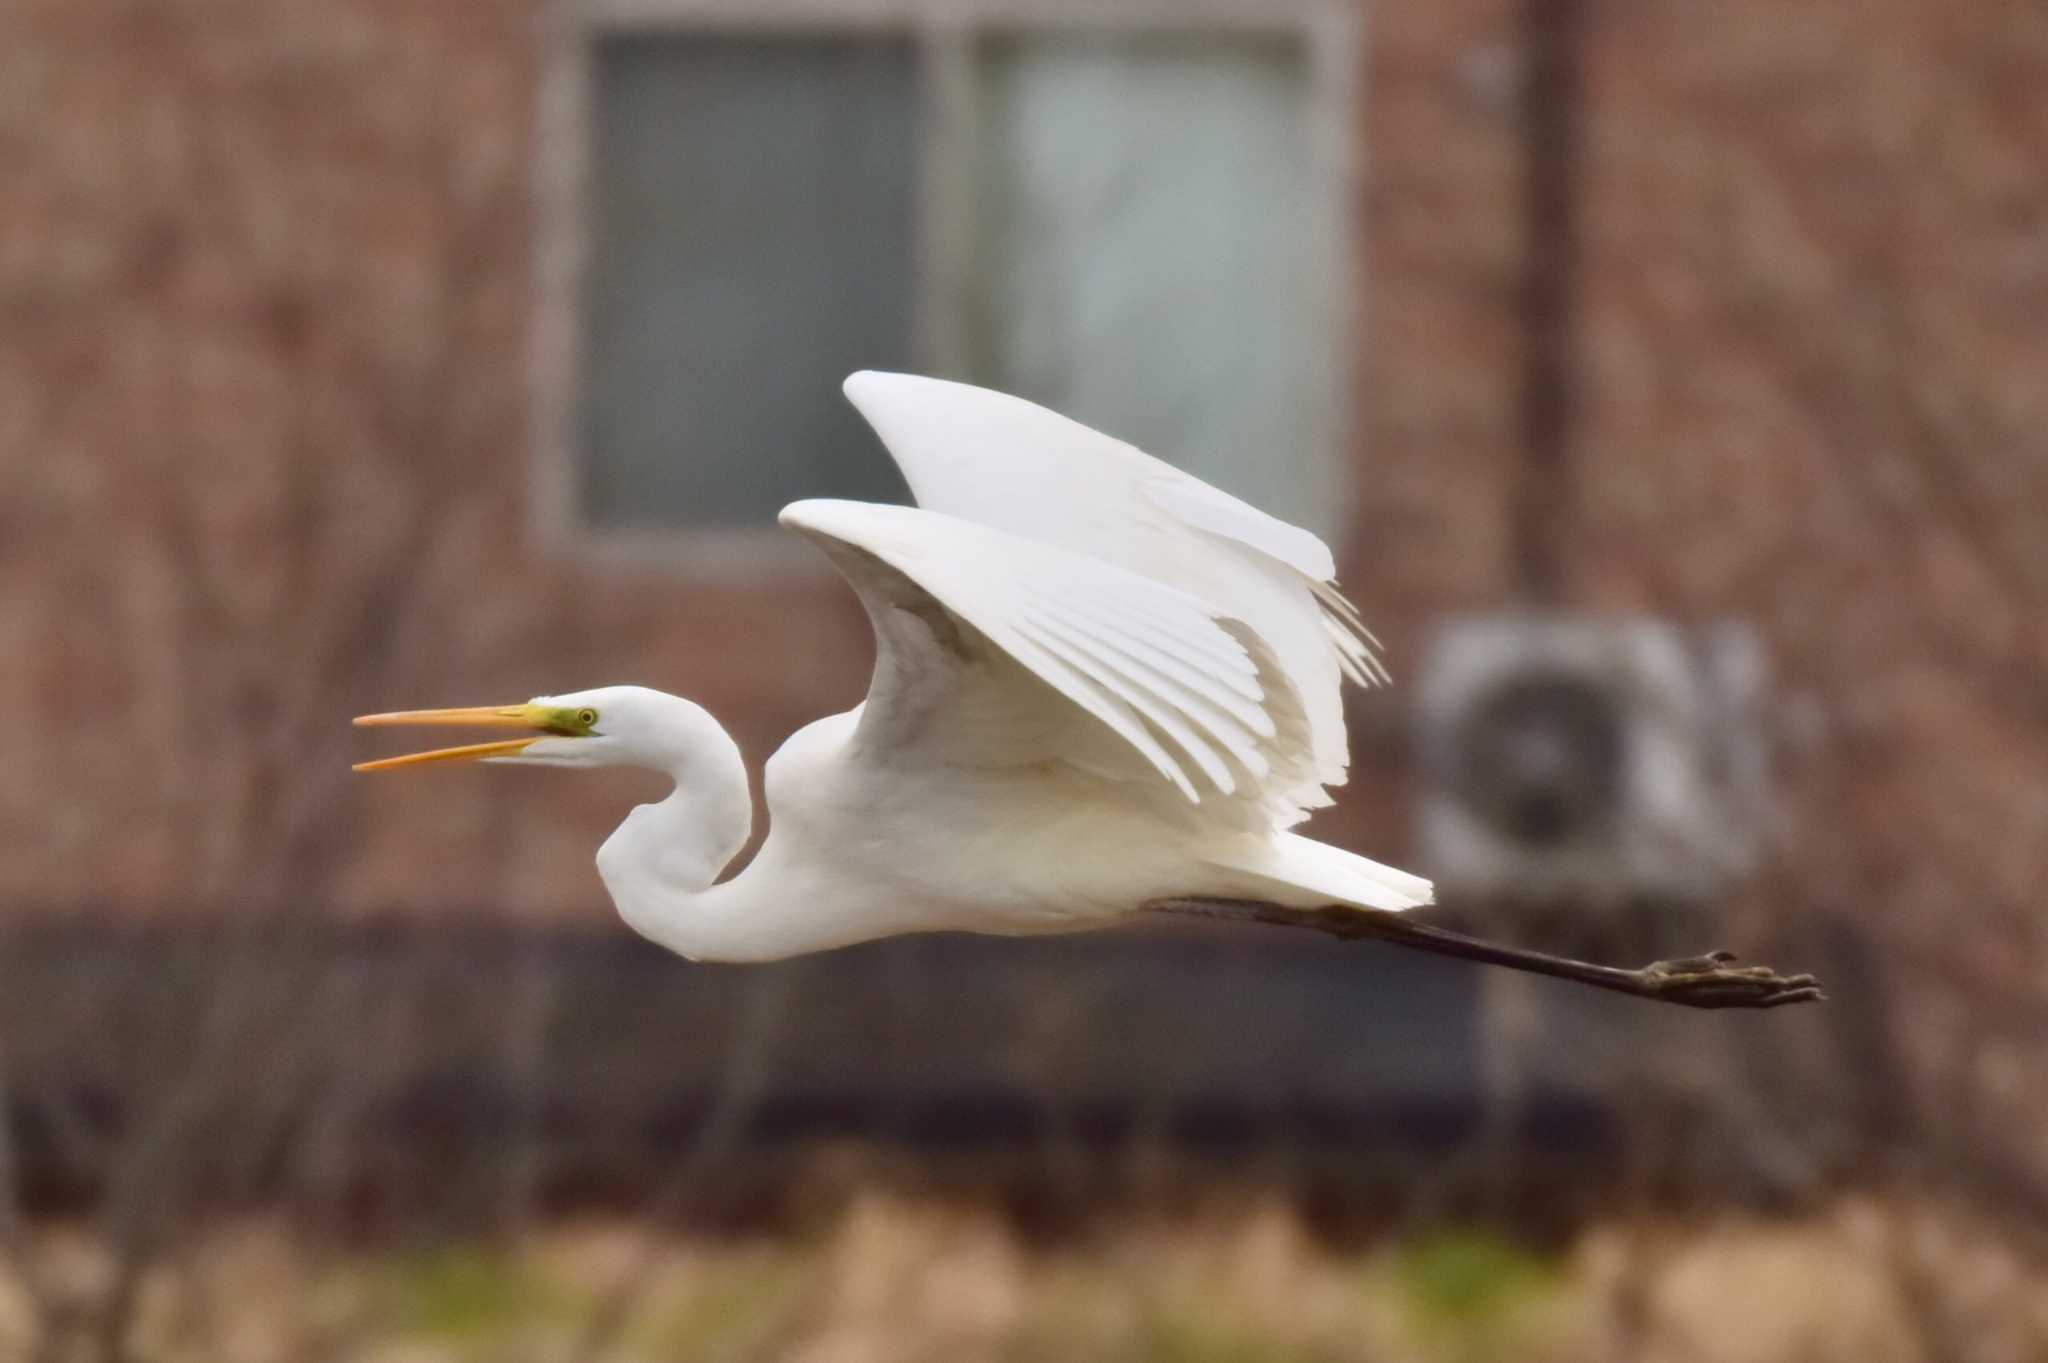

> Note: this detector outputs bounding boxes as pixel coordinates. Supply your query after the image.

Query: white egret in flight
[358,374,1818,1008]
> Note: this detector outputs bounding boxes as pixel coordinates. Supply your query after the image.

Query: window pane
[970,35,1336,536]
[582,35,916,529]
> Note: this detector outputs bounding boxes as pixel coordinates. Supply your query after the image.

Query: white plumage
[839,372,1390,799]
[355,373,1433,962]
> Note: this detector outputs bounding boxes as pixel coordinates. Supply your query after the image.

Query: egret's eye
[577,708,598,728]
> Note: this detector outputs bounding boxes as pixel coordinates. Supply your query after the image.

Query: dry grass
[4,1193,2047,1363]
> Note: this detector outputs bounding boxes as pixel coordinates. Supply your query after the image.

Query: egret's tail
[1203,834,1434,914]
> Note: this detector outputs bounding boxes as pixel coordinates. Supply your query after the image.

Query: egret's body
[353,372,1824,1007]
[591,698,1405,963]
[359,372,1431,961]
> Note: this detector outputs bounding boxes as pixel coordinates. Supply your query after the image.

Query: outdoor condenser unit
[1415,617,1772,904]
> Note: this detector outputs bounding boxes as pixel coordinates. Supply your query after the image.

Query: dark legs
[1144,898,1823,1010]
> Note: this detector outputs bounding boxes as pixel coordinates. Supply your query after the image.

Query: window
[534,1,1359,564]
[580,35,919,529]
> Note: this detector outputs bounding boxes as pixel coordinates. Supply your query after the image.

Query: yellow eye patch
[541,706,600,736]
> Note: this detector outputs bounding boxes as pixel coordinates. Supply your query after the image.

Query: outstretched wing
[781,499,1320,830]
[842,372,1386,815]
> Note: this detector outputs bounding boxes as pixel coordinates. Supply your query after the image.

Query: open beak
[352,704,555,772]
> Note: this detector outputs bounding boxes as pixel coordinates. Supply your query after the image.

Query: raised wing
[781,499,1320,830]
[842,373,1386,813]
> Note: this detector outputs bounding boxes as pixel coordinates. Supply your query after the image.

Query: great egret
[357,373,1818,1008]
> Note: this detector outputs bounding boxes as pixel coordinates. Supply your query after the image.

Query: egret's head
[353,685,704,773]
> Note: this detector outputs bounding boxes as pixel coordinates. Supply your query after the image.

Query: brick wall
[1569,0,2048,1154]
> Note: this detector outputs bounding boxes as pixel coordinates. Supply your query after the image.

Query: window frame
[532,0,1363,574]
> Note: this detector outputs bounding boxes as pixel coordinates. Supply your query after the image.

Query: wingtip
[776,497,855,538]
[842,369,922,409]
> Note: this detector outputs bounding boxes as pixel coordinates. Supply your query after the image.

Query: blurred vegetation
[374,1246,587,1345]
[1392,1229,1567,1360]
[6,1192,2047,1363]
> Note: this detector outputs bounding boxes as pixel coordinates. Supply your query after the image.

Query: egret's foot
[1634,950,1825,1009]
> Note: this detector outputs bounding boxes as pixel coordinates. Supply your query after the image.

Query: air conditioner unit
[1415,616,1771,904]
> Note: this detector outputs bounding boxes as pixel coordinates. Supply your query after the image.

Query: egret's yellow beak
[352,704,563,772]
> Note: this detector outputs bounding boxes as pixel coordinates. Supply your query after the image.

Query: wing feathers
[841,372,1400,795]
[999,624,1203,801]
[1064,590,1264,689]
[1027,593,1273,732]
[1026,609,1272,776]
[1139,476,1337,581]
[782,499,1317,817]
[1011,617,1238,795]
[1022,610,1268,783]
[1311,579,1393,687]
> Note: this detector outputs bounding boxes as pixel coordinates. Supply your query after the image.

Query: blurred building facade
[4,0,2047,1213]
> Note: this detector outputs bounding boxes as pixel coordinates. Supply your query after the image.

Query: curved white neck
[594,726,765,962]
